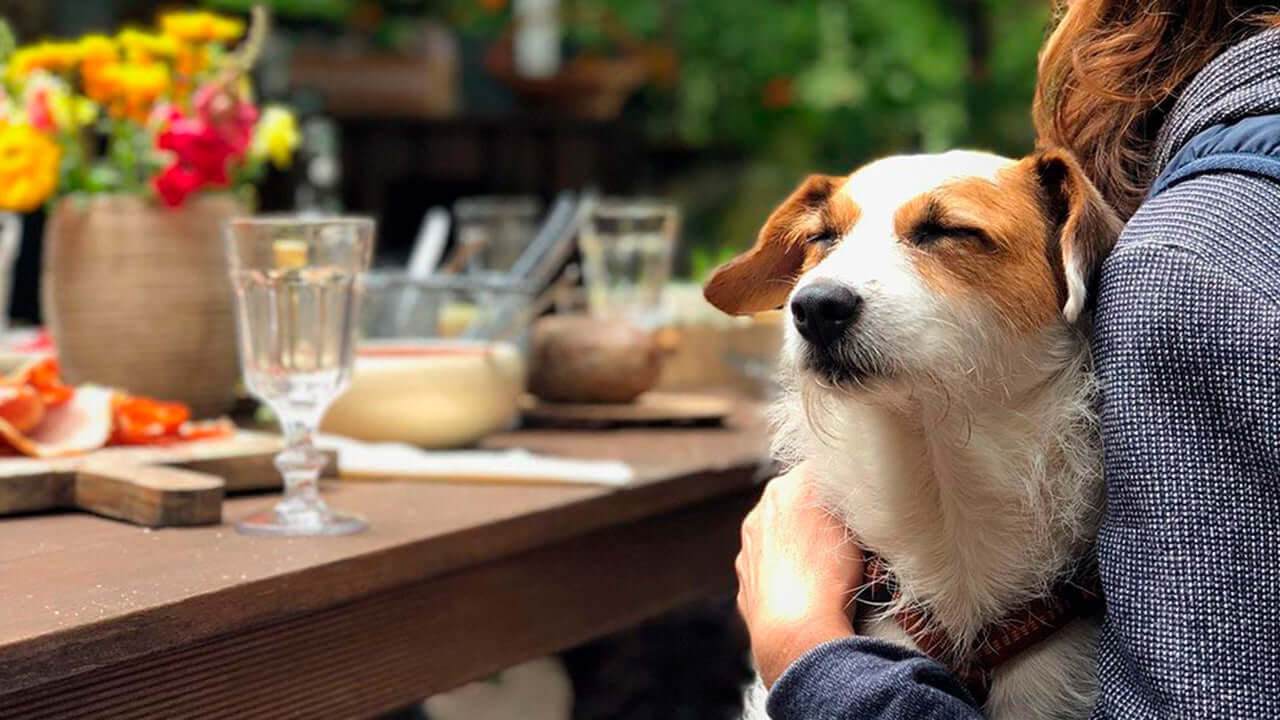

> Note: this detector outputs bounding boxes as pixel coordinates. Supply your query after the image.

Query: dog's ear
[704,174,846,316]
[1032,149,1124,324]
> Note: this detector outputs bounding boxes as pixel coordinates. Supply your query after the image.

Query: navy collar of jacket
[1151,28,1280,180]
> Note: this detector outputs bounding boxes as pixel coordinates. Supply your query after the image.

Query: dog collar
[857,550,1103,705]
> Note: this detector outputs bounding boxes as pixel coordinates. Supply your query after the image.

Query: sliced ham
[0,385,114,458]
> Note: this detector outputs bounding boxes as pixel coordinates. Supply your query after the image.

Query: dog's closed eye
[807,230,840,247]
[898,198,996,251]
[909,220,994,250]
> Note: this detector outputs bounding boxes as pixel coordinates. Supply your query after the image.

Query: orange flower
[174,43,209,77]
[76,35,122,104]
[98,63,171,122]
[762,76,795,110]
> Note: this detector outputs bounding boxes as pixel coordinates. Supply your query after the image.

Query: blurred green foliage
[203,0,359,21]
[203,0,1051,274]
[451,0,1051,273]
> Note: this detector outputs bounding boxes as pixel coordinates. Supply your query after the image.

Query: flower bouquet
[0,8,300,416]
[0,8,298,210]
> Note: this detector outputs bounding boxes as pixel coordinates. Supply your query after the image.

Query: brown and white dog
[704,150,1122,720]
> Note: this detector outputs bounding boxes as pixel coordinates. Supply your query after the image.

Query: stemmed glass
[225,216,374,536]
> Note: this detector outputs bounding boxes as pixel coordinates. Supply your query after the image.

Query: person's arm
[766,637,980,719]
[1091,237,1280,718]
[736,465,982,720]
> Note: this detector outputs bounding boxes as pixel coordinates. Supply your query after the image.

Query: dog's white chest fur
[766,355,1104,720]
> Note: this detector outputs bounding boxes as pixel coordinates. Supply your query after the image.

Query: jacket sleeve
[766,637,981,720]
[1090,236,1280,718]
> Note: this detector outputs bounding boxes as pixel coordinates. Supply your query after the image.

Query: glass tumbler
[577,198,679,329]
[452,196,542,275]
[225,216,374,536]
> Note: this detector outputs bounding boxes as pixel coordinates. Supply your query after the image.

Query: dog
[704,149,1122,720]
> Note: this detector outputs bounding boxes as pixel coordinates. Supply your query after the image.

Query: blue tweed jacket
[767,28,1280,720]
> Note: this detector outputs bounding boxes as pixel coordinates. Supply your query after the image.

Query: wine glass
[225,216,374,536]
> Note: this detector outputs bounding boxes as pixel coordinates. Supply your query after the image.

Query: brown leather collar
[857,550,1103,704]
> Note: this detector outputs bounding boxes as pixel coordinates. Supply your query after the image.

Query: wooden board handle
[76,460,225,528]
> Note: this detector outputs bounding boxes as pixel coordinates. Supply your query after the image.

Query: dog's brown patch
[1032,149,1124,320]
[704,174,860,315]
[895,162,1064,333]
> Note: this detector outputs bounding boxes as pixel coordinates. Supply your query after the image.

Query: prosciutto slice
[0,385,114,458]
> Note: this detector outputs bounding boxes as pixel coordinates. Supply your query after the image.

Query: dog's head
[704,149,1121,394]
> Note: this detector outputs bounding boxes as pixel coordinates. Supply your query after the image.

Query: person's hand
[736,462,862,688]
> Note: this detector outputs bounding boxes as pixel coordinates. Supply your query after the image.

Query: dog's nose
[791,282,862,346]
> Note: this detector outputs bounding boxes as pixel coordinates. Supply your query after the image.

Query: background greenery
[9,0,1051,277]
[437,0,1051,275]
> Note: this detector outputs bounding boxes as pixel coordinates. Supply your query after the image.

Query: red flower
[153,163,204,207]
[158,116,235,185]
[150,85,261,208]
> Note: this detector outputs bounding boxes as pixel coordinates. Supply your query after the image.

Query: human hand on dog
[736,462,862,688]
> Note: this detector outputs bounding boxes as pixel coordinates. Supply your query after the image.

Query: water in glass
[226,216,373,537]
[234,266,360,419]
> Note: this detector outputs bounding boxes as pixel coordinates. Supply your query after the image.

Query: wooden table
[0,404,769,720]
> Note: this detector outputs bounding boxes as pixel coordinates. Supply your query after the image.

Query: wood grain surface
[0,403,770,719]
[520,391,734,428]
[75,460,225,527]
[0,432,338,526]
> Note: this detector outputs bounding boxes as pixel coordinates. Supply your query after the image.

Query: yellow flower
[0,122,61,212]
[5,41,81,82]
[251,105,300,170]
[113,63,171,122]
[75,35,118,66]
[46,87,98,130]
[117,28,178,64]
[160,11,245,45]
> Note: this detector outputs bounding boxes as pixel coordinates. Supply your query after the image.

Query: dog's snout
[790,282,862,347]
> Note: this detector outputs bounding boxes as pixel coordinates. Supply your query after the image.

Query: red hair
[1034,0,1280,218]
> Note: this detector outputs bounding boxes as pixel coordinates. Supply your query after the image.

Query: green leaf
[0,19,15,65]
[86,164,123,193]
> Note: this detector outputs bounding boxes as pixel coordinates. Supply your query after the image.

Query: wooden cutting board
[0,432,337,528]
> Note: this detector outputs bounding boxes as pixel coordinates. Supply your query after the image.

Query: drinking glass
[225,216,374,536]
[452,196,542,275]
[577,199,679,329]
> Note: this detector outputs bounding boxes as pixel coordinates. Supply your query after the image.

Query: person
[736,2,1280,717]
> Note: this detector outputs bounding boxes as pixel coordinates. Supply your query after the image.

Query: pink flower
[27,88,54,131]
[147,103,182,130]
[192,85,258,159]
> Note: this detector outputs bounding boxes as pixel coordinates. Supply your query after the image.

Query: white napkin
[317,434,634,488]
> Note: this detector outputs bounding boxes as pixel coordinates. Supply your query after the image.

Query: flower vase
[42,193,245,418]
